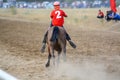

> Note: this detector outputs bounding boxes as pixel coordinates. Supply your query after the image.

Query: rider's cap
[53,1,60,6]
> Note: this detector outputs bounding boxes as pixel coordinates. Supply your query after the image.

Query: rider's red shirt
[50,9,67,27]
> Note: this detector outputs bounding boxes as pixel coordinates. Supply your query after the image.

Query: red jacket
[98,11,104,17]
[50,9,67,27]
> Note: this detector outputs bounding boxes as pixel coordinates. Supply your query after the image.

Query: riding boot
[66,33,76,48]
[40,31,48,53]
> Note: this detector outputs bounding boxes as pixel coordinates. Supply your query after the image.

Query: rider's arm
[50,10,54,19]
[62,10,67,17]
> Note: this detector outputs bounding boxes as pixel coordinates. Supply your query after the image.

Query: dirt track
[0,17,120,80]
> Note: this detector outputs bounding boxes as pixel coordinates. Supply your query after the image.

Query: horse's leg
[47,45,55,66]
[57,51,61,66]
[46,46,51,67]
[62,45,66,61]
[63,48,66,61]
[52,48,55,66]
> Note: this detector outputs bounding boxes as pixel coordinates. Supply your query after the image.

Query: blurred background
[0,0,120,9]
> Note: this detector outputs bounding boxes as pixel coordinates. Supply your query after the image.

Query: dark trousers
[42,23,71,43]
[97,16,104,18]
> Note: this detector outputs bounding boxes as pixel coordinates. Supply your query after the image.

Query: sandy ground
[0,17,120,80]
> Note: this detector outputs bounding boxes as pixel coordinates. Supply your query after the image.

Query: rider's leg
[63,27,76,48]
[66,32,76,48]
[41,31,48,53]
[41,22,53,53]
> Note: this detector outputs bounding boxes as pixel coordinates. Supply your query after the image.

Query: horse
[45,26,66,67]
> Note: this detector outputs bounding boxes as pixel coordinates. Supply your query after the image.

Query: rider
[41,1,76,53]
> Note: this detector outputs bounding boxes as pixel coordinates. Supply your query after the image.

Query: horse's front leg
[46,46,51,67]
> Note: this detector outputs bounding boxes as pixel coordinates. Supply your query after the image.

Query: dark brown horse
[46,26,66,67]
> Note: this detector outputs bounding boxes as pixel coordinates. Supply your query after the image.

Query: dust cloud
[47,60,120,80]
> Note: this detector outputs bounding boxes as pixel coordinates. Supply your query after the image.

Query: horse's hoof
[46,63,50,67]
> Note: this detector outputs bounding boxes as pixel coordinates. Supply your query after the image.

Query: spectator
[97,9,104,18]
[108,11,120,20]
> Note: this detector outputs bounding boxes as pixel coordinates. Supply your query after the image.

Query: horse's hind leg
[52,49,55,66]
[57,51,61,66]
[46,53,51,67]
[62,46,66,61]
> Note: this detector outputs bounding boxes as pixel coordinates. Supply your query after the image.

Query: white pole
[0,69,18,80]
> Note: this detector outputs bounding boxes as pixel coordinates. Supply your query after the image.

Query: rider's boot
[66,33,76,48]
[41,43,46,53]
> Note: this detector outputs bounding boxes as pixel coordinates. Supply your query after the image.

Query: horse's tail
[50,27,59,42]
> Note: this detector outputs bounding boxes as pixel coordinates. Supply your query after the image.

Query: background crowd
[0,0,115,9]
